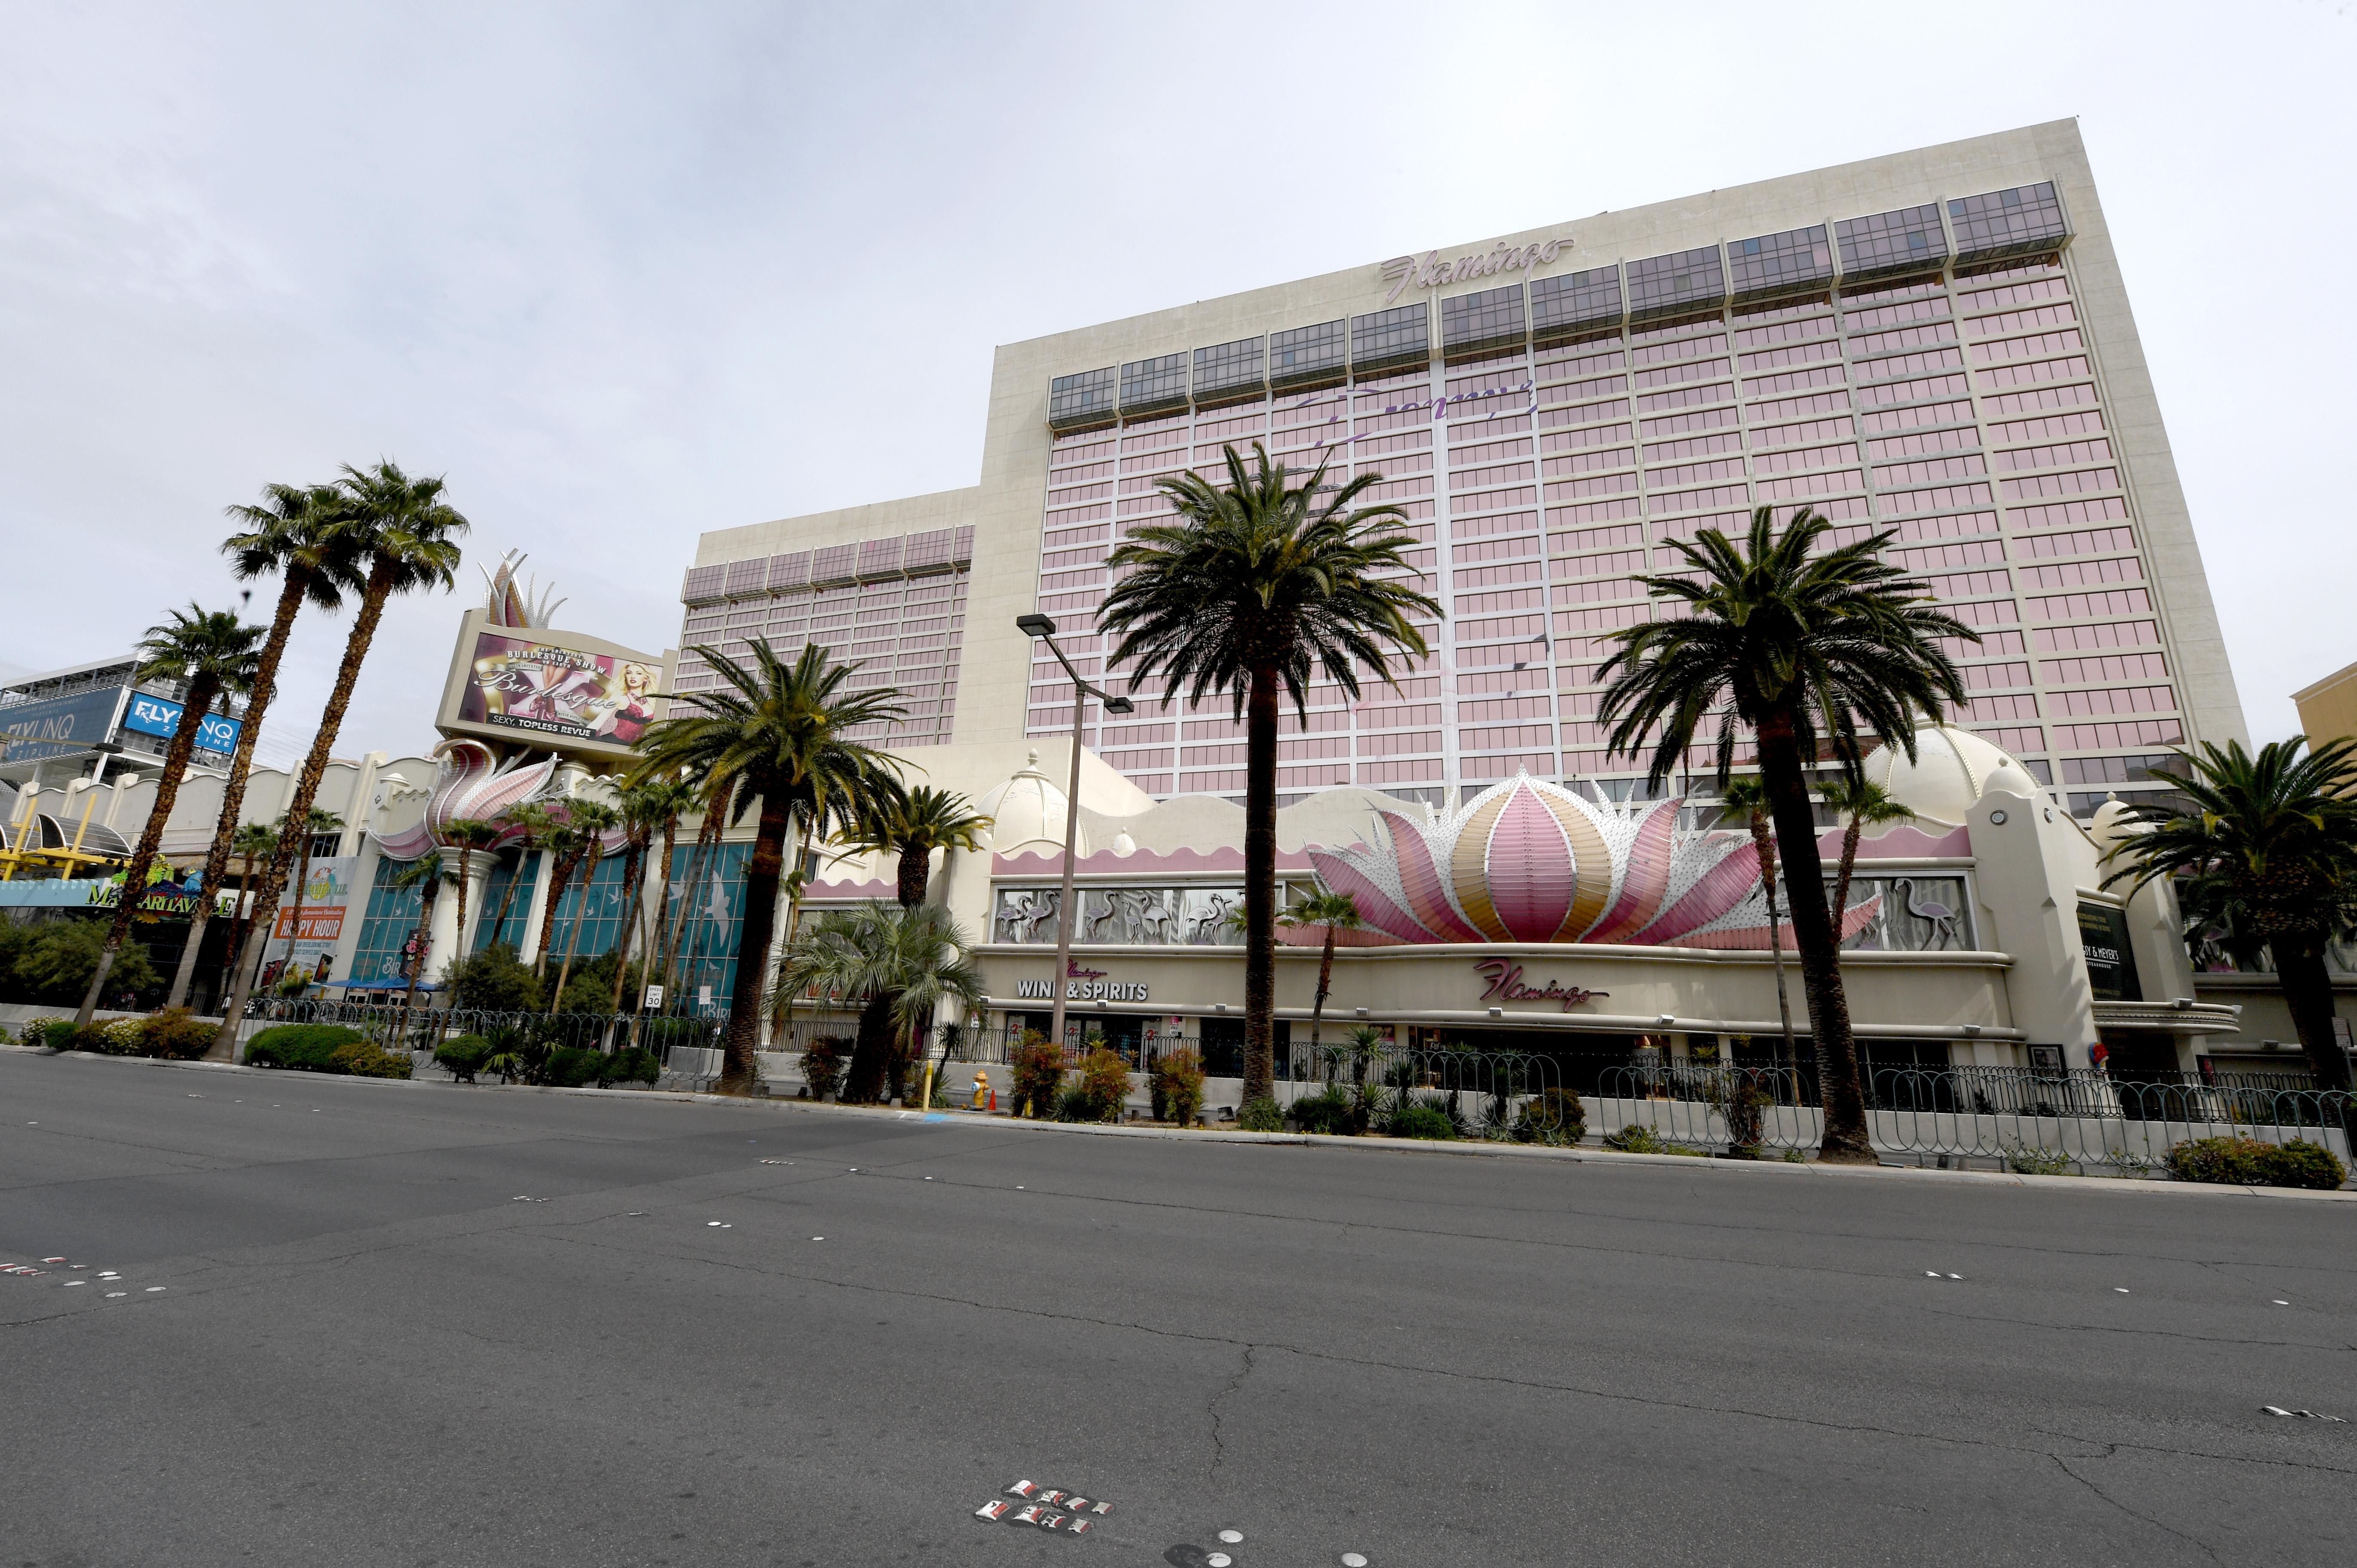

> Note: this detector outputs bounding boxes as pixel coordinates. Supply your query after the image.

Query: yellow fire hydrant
[972,1070,992,1112]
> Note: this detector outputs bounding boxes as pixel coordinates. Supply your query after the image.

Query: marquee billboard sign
[122,691,241,756]
[0,686,127,765]
[435,609,675,761]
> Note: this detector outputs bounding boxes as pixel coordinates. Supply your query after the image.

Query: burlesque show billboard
[436,610,675,761]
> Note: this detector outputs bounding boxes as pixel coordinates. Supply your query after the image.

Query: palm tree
[631,643,904,1094]
[2104,736,2357,1100]
[1718,775,1797,1096]
[167,483,359,1010]
[221,821,279,997]
[842,782,995,908]
[389,851,460,1038]
[214,459,468,1055]
[438,817,503,963]
[609,779,697,1016]
[273,806,345,987]
[1596,506,1975,1164]
[484,801,553,951]
[771,901,985,1104]
[1099,443,1440,1108]
[546,798,621,1011]
[76,604,263,1026]
[1281,889,1363,1058]
[1819,776,1915,940]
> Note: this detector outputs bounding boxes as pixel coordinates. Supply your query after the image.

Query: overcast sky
[3,0,2351,767]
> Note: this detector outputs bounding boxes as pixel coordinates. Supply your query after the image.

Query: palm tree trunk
[842,991,896,1104]
[2275,940,2355,1092]
[768,812,819,1046]
[1833,818,1863,932]
[487,847,528,951]
[169,571,309,1011]
[1756,715,1871,1163]
[451,846,475,968]
[607,837,647,1017]
[78,672,222,1024]
[664,814,720,998]
[1242,663,1280,1106]
[897,843,925,908]
[718,785,791,1095]
[396,878,439,1042]
[283,835,315,987]
[1310,926,1338,1055]
[214,562,395,1059]
[1746,817,1798,1100]
[549,853,600,1015]
[533,846,581,978]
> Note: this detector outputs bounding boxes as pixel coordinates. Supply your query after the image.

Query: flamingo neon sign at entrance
[1474,959,1608,1012]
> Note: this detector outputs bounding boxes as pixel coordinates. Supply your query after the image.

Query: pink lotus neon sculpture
[1306,772,1876,949]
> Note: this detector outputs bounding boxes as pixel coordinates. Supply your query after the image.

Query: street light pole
[1017,614,1132,1056]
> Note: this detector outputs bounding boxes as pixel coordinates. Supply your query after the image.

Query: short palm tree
[221,820,280,997]
[771,900,985,1104]
[483,801,553,951]
[215,460,468,1055]
[843,782,994,908]
[168,482,361,1010]
[631,642,904,1094]
[76,603,263,1025]
[545,798,622,1010]
[272,806,345,984]
[1596,506,1974,1164]
[2104,736,2357,1098]
[390,851,461,1036]
[606,780,692,1015]
[1718,775,1797,1088]
[628,779,704,1019]
[1281,889,1363,1056]
[438,818,503,962]
[1819,776,1915,937]
[1099,442,1440,1108]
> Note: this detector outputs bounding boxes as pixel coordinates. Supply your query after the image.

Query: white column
[429,857,493,981]
[516,850,554,963]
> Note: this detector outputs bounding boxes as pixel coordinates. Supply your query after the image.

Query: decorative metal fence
[233,999,724,1065]
[1596,1062,2352,1173]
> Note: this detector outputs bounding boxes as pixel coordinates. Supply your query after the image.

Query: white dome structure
[1857,724,2043,825]
[975,749,1080,859]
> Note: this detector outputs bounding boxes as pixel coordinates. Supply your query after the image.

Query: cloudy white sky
[2,1,2351,764]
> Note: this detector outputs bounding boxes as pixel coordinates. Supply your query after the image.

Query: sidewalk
[11,1044,2353,1201]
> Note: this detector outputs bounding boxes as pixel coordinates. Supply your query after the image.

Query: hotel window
[1531,266,1625,344]
[1049,366,1117,431]
[1947,183,2070,265]
[1270,319,1347,391]
[1625,247,1726,321]
[1120,353,1189,418]
[1440,284,1528,359]
[1729,226,1833,302]
[1192,336,1266,405]
[1351,303,1430,377]
[1834,204,1949,283]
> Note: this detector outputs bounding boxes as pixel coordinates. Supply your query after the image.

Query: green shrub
[1073,1046,1131,1122]
[2259,1140,2347,1190]
[1236,1096,1283,1132]
[328,1039,413,1079]
[599,1046,661,1087]
[139,1007,216,1061]
[2002,1142,2074,1175]
[435,1035,494,1083]
[72,1021,113,1052]
[1150,1047,1205,1128]
[1008,1031,1066,1119]
[799,1037,847,1100]
[1052,1084,1096,1122]
[441,943,543,1013]
[24,1018,76,1051]
[1289,1087,1354,1135]
[2165,1135,2271,1186]
[1387,1103,1457,1140]
[100,1017,147,1055]
[1515,1087,1587,1146]
[245,1024,366,1071]
[540,1045,606,1089]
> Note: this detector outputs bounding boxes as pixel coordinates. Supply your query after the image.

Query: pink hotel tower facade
[677,121,2246,819]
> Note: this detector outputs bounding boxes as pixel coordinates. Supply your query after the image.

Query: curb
[11,1046,2352,1201]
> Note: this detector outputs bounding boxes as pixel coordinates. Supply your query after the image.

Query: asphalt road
[3,1050,2351,1568]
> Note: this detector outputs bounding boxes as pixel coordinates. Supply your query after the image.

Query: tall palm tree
[1596,506,1974,1164]
[1099,442,1439,1110]
[438,817,503,964]
[771,901,985,1104]
[1718,775,1796,1093]
[214,459,468,1056]
[842,782,995,908]
[1281,889,1362,1057]
[389,851,460,1038]
[76,604,263,1025]
[1819,776,1915,940]
[166,483,359,1009]
[2104,736,2357,1099]
[631,643,904,1094]
[484,801,553,952]
[272,806,345,987]
[547,798,622,1012]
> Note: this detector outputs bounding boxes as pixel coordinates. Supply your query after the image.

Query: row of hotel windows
[1029,249,2189,812]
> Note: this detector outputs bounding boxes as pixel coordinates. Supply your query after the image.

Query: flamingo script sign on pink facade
[1475,959,1609,1012]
